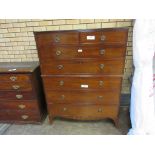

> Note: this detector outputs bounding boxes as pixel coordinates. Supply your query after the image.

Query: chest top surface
[0,62,39,73]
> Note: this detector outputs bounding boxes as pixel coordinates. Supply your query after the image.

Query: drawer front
[48,104,118,119]
[46,90,120,105]
[0,91,35,100]
[0,82,32,91]
[39,45,126,60]
[36,32,79,46]
[0,110,41,122]
[43,76,122,91]
[0,74,31,82]
[41,59,125,75]
[0,100,39,111]
[80,30,128,44]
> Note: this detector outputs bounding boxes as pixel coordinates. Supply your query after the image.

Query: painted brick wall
[0,19,133,93]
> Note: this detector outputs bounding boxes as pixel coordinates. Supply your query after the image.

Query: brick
[14,55,26,58]
[12,46,24,50]
[39,21,52,26]
[3,33,15,37]
[0,23,13,28]
[26,22,39,27]
[66,19,80,24]
[102,22,116,28]
[60,25,72,30]
[13,23,26,27]
[24,46,36,50]
[73,24,87,30]
[80,19,94,23]
[0,38,10,42]
[46,26,59,31]
[15,32,28,37]
[8,28,20,32]
[0,19,6,23]
[117,22,132,27]
[20,27,33,32]
[33,27,46,31]
[0,29,8,33]
[5,42,18,46]
[5,19,18,23]
[87,23,101,29]
[53,20,66,25]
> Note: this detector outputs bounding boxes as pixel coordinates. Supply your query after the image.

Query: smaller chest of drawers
[0,62,46,124]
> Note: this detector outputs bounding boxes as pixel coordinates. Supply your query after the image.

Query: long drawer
[45,90,120,105]
[0,91,35,100]
[0,100,39,111]
[42,76,122,91]
[39,45,126,61]
[0,82,32,91]
[0,110,41,122]
[41,59,125,75]
[0,74,31,82]
[48,104,119,119]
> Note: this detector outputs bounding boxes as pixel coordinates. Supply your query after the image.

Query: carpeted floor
[0,107,130,135]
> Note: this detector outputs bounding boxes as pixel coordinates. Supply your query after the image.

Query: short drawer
[0,110,41,122]
[0,91,35,100]
[80,29,128,44]
[35,32,79,46]
[0,82,32,91]
[0,100,39,111]
[46,90,120,105]
[48,104,119,119]
[0,74,31,82]
[39,45,126,60]
[41,59,125,75]
[42,76,122,91]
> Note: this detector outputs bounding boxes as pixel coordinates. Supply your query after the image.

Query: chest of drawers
[0,62,46,124]
[35,28,128,126]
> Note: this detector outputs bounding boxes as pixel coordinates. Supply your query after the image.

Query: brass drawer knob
[59,80,64,86]
[100,49,105,55]
[21,115,29,120]
[10,76,17,81]
[101,35,106,41]
[16,94,23,99]
[63,107,67,111]
[56,50,61,56]
[98,108,103,112]
[61,95,65,100]
[12,85,20,90]
[54,35,60,42]
[98,96,103,99]
[57,65,63,70]
[18,104,26,109]
[99,81,104,87]
[99,64,104,70]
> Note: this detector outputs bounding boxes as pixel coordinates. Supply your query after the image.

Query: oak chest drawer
[41,59,125,75]
[0,74,31,82]
[0,110,41,123]
[39,45,126,60]
[0,81,32,91]
[0,100,39,111]
[48,104,119,120]
[46,90,120,105]
[42,76,122,91]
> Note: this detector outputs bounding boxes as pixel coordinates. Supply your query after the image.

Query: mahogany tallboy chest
[0,62,46,124]
[35,28,128,126]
